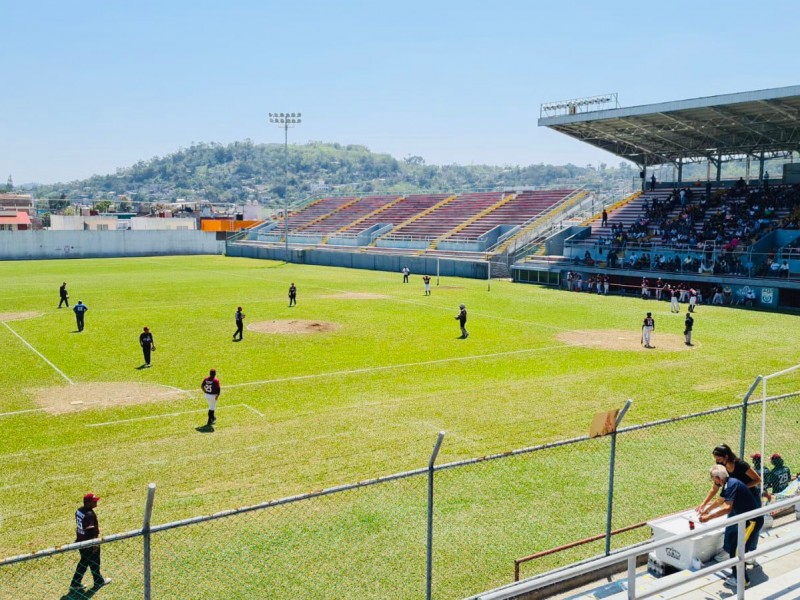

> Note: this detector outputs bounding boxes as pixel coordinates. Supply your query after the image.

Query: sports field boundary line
[225,343,577,390]
[85,403,258,428]
[0,408,46,418]
[2,322,74,385]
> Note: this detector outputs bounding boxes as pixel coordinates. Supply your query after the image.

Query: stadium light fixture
[268,111,303,257]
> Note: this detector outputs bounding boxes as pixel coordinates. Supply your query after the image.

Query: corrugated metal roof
[539,86,800,166]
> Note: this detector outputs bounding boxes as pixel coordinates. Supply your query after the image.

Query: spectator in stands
[650,174,656,191]
[698,465,762,588]
[779,260,790,278]
[763,170,770,189]
[601,208,608,227]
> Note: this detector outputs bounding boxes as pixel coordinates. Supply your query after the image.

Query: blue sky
[2,1,798,184]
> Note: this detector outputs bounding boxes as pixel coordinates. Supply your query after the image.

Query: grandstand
[514,85,800,309]
[231,188,585,272]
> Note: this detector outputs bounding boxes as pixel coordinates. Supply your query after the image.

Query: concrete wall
[227,243,489,279]
[0,230,224,260]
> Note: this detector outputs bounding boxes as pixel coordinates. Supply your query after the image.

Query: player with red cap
[69,493,111,593]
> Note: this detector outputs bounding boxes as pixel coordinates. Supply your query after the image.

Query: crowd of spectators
[574,182,800,278]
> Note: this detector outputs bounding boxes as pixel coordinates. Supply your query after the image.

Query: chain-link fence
[4,389,800,599]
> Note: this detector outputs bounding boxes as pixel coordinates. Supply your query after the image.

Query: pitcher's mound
[249,320,340,334]
[557,329,694,352]
[0,312,41,322]
[322,293,389,300]
[31,382,189,414]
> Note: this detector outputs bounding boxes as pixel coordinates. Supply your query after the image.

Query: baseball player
[201,369,221,427]
[233,307,245,340]
[69,493,111,593]
[139,327,156,367]
[655,278,664,301]
[73,300,88,332]
[669,285,680,313]
[684,313,694,346]
[688,288,697,313]
[402,266,410,283]
[455,304,468,339]
[422,275,431,296]
[641,312,655,348]
[58,282,69,308]
[288,283,297,307]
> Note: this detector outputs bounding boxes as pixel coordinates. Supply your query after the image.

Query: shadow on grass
[61,585,102,599]
[195,424,214,433]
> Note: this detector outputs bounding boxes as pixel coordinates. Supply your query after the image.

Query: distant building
[0,193,34,215]
[0,211,32,231]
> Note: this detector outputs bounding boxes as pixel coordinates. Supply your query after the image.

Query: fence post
[143,483,156,600]
[738,375,762,458]
[426,431,446,600]
[605,399,632,556]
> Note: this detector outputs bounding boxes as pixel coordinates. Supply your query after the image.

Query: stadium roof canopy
[538,86,800,167]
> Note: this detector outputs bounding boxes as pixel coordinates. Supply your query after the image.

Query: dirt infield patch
[249,320,340,334]
[30,382,190,414]
[556,329,694,352]
[322,293,389,300]
[0,312,42,322]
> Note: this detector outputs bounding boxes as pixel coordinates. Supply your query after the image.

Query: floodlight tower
[268,112,302,255]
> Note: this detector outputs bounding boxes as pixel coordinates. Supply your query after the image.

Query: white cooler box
[647,510,724,571]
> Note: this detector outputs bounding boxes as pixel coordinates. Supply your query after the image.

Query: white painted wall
[130,217,197,230]
[0,230,224,260]
[50,215,120,230]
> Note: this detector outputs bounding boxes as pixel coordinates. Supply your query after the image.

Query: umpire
[233,307,245,341]
[139,327,155,367]
[73,301,88,332]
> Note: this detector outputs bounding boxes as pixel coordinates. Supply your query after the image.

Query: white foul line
[86,403,262,428]
[0,407,46,418]
[242,404,265,417]
[2,322,74,385]
[224,343,576,390]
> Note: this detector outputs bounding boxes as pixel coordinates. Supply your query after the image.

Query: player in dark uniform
[201,369,221,427]
[73,301,88,332]
[59,282,69,308]
[69,493,111,593]
[455,304,468,339]
[288,283,297,307]
[139,327,155,367]
[641,312,655,348]
[233,307,245,341]
[684,313,694,346]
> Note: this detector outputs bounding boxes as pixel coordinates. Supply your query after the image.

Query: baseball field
[1,255,798,599]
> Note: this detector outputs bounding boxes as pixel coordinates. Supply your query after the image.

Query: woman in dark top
[698,443,762,512]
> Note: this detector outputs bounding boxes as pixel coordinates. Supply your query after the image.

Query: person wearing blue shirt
[699,465,763,587]
[73,301,89,332]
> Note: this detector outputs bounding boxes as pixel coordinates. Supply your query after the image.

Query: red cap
[751,453,761,459]
[83,493,100,503]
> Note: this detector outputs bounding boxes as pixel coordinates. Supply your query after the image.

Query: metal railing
[479,495,800,600]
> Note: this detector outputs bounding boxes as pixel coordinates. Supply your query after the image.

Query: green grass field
[2,255,799,599]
